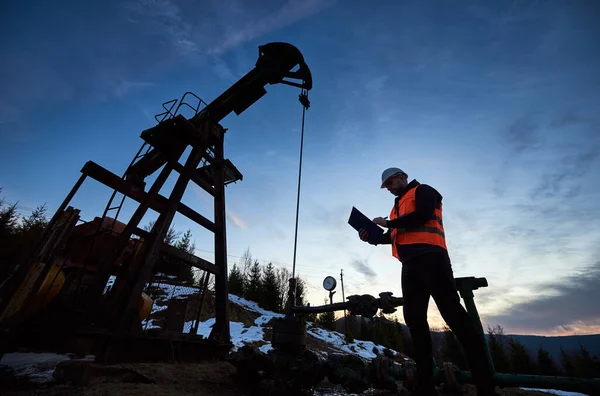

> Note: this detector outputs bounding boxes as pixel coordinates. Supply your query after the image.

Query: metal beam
[168,158,215,196]
[117,145,205,331]
[159,242,220,275]
[210,128,230,343]
[81,161,216,233]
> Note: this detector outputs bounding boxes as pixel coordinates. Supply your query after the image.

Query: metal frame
[0,41,313,361]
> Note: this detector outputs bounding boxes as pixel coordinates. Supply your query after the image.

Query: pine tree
[574,344,599,378]
[388,319,403,352]
[143,221,198,284]
[372,315,390,347]
[174,229,196,285]
[316,299,335,331]
[359,317,373,342]
[0,202,19,236]
[245,260,263,305]
[144,221,179,277]
[345,314,355,343]
[144,220,182,245]
[560,347,576,377]
[228,263,246,296]
[487,325,511,373]
[262,262,279,312]
[0,195,20,278]
[508,337,535,374]
[537,347,559,376]
[19,204,48,234]
[14,204,49,269]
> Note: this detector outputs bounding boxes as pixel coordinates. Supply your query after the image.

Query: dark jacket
[378,179,448,263]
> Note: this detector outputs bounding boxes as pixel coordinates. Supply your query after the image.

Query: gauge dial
[323,276,337,291]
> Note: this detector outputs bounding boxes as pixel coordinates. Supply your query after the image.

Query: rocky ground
[0,285,587,396]
[0,354,569,396]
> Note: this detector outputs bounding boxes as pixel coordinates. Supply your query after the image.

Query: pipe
[285,276,600,394]
[291,301,349,315]
[456,279,496,374]
[384,365,600,394]
[491,373,600,394]
[435,369,600,394]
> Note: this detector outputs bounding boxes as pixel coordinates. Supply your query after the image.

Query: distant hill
[333,316,600,362]
[503,334,600,361]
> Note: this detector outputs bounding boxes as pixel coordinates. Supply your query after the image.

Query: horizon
[1,1,599,337]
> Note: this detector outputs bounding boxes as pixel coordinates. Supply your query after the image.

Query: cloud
[504,117,541,153]
[1,0,332,139]
[207,0,334,56]
[114,81,155,97]
[0,50,75,140]
[550,111,589,129]
[483,260,600,334]
[124,0,333,60]
[227,211,246,229]
[350,259,377,280]
[491,111,600,203]
[530,116,600,200]
[531,146,600,200]
[123,0,201,57]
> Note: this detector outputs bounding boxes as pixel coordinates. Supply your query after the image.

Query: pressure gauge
[323,276,337,291]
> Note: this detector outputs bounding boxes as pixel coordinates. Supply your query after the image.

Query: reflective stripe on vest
[389,186,447,260]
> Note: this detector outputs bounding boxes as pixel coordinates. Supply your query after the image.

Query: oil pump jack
[0,42,312,362]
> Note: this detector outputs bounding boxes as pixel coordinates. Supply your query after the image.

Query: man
[358,167,495,396]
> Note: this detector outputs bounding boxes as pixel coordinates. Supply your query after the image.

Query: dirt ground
[0,358,562,396]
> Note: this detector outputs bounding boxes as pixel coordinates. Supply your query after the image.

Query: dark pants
[401,252,494,395]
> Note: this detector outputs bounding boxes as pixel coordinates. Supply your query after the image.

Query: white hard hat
[381,167,405,188]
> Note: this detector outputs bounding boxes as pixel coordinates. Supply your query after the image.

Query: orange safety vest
[389,185,447,260]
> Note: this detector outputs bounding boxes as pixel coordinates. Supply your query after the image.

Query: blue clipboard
[348,206,384,245]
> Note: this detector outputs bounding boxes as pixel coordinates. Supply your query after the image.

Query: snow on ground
[103,280,401,359]
[229,294,284,318]
[521,389,588,396]
[307,326,397,360]
[105,276,198,301]
[223,294,403,360]
[179,294,286,352]
[190,315,267,351]
[182,293,402,359]
[0,353,76,383]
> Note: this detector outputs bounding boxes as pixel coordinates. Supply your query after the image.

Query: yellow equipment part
[0,261,65,322]
[0,259,153,324]
[27,263,66,315]
[138,292,152,320]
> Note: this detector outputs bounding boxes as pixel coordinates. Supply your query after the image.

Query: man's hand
[372,217,388,227]
[358,228,369,242]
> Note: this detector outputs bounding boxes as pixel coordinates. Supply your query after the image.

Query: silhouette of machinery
[0,42,312,362]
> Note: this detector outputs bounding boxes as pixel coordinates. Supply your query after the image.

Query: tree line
[1,190,303,305]
[0,191,49,281]
[228,248,308,314]
[3,190,599,379]
[482,325,600,378]
[311,307,600,379]
[315,310,411,353]
[430,324,599,379]
[143,220,199,286]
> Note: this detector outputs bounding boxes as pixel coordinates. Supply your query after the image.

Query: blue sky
[1,0,599,336]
